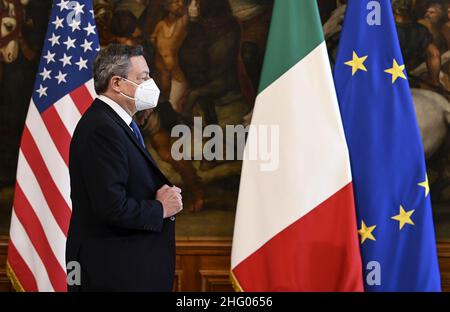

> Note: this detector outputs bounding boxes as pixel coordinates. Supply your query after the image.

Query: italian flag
[231,0,363,291]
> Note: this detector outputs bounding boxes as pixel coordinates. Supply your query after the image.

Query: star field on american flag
[34,0,99,113]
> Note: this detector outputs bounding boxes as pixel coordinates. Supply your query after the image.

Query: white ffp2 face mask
[120,78,160,111]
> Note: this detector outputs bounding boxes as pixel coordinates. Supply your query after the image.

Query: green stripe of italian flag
[230,0,364,291]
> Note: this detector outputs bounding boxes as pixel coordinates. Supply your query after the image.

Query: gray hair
[93,44,144,94]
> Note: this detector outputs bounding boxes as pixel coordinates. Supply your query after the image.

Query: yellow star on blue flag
[418,175,430,197]
[384,59,406,83]
[345,51,368,76]
[391,205,415,230]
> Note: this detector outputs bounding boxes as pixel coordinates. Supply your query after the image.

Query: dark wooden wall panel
[438,242,450,292]
[0,236,12,291]
[1,235,449,292]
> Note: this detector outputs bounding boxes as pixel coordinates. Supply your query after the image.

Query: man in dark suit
[66,44,183,291]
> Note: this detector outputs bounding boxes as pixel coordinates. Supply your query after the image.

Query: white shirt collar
[98,95,133,128]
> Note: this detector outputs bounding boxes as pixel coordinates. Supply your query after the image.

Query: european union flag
[334,0,441,291]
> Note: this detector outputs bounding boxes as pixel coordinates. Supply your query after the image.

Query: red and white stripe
[7,79,96,292]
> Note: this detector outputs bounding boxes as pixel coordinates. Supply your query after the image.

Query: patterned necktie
[129,120,146,148]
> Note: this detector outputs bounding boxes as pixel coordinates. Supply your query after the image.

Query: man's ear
[110,76,122,93]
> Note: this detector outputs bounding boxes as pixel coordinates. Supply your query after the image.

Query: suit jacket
[66,98,175,292]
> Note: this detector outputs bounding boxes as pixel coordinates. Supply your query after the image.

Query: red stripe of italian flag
[231,0,363,292]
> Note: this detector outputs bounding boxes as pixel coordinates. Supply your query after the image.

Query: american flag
[6,0,99,291]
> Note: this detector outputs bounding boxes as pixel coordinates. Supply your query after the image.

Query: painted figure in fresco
[227,0,272,126]
[95,0,148,46]
[93,0,115,46]
[0,0,21,66]
[151,0,189,113]
[0,0,42,75]
[393,0,442,86]
[230,0,272,122]
[0,0,23,187]
[441,1,450,50]
[111,9,142,46]
[419,1,449,51]
[179,0,242,126]
[322,0,346,60]
[0,0,48,188]
[0,0,34,81]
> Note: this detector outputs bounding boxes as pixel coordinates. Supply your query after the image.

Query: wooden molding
[0,235,12,291]
[437,240,450,291]
[176,236,232,255]
[199,270,233,292]
[1,235,449,291]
